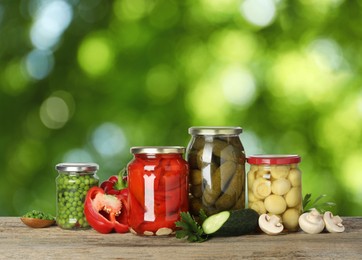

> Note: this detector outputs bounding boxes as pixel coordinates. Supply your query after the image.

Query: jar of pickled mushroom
[187,126,246,216]
[127,146,188,236]
[247,155,302,231]
[55,163,99,230]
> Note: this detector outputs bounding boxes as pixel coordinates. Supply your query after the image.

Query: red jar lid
[247,155,301,165]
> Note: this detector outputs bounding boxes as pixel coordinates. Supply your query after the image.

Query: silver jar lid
[130,146,185,154]
[188,126,243,135]
[55,163,99,172]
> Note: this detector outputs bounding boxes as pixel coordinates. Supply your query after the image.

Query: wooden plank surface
[0,217,361,259]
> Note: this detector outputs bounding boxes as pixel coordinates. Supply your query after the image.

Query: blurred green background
[0,0,361,216]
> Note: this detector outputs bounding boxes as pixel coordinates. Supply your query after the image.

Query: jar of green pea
[55,163,99,230]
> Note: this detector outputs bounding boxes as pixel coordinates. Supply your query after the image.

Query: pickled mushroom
[271,178,291,196]
[264,195,287,215]
[285,187,302,208]
[288,168,301,186]
[252,178,272,199]
[282,208,300,231]
[270,165,290,179]
[249,200,266,214]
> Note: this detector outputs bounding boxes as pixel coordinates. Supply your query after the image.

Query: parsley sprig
[175,211,208,243]
[303,193,336,213]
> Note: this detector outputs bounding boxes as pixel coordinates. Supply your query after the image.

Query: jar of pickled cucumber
[55,163,99,230]
[247,155,302,231]
[187,126,246,216]
[127,146,189,236]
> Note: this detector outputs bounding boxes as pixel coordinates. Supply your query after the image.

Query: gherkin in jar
[186,127,246,216]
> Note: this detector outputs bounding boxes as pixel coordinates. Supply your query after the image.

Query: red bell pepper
[84,186,129,234]
[100,168,128,197]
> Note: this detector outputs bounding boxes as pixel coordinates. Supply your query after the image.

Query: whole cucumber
[202,209,259,237]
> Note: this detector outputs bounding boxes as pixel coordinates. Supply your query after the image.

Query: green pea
[23,210,55,220]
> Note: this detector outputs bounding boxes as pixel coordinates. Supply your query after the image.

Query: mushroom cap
[323,211,345,233]
[298,208,325,234]
[258,214,284,235]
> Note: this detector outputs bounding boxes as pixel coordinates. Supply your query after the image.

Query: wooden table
[0,217,361,259]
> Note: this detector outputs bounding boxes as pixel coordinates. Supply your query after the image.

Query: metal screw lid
[130,146,185,154]
[55,163,99,172]
[188,126,243,135]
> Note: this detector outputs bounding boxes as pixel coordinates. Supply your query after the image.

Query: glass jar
[55,163,99,230]
[187,126,246,216]
[247,155,302,231]
[127,146,188,236]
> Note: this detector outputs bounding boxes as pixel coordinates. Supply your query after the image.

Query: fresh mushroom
[323,211,345,233]
[298,208,325,234]
[258,214,284,235]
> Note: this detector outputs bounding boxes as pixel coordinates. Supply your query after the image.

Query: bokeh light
[2,60,29,95]
[25,49,54,80]
[77,35,115,77]
[221,66,256,108]
[30,0,73,50]
[240,0,276,27]
[146,64,178,103]
[91,123,127,158]
[39,95,70,129]
[113,0,148,21]
[342,152,362,206]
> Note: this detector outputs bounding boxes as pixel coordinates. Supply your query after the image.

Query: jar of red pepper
[127,146,188,236]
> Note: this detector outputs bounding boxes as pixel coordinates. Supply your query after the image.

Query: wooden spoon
[20,217,55,228]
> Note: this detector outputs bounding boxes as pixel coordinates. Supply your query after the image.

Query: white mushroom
[298,208,325,234]
[323,211,345,233]
[258,214,284,235]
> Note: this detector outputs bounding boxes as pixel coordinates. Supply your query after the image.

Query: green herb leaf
[175,212,208,243]
[302,193,312,209]
[303,193,336,213]
[199,209,208,223]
